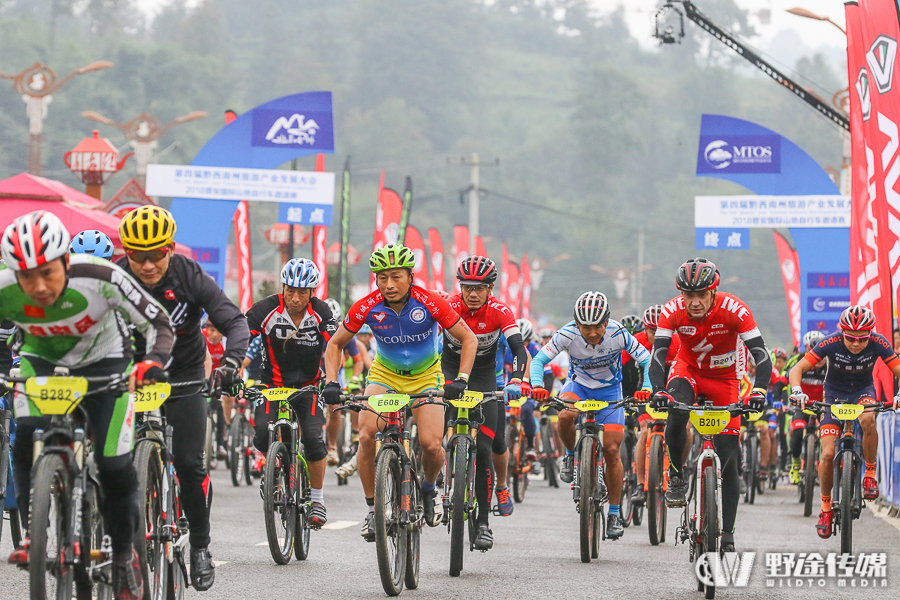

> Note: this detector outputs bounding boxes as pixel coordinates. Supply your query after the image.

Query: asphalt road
[1,463,899,599]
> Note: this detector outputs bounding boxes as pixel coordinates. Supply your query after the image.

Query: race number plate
[746,410,764,422]
[132,383,172,413]
[26,376,89,415]
[368,393,412,413]
[645,406,668,420]
[830,403,864,421]
[263,387,297,402]
[574,400,609,412]
[450,390,483,409]
[689,410,732,435]
[507,398,527,408]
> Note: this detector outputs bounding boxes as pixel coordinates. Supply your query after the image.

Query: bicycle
[247,384,318,565]
[538,404,559,488]
[442,390,503,577]
[619,407,641,528]
[227,390,254,487]
[0,391,19,548]
[740,409,766,504]
[797,410,820,518]
[505,398,534,503]
[336,391,441,596]
[643,404,670,546]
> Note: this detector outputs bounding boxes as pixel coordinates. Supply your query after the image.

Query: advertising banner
[520,253,531,320]
[234,200,253,312]
[250,109,333,150]
[453,225,469,293]
[773,232,801,348]
[313,225,327,300]
[695,195,849,228]
[695,227,750,250]
[696,135,781,174]
[500,243,509,304]
[506,261,521,318]
[475,236,487,258]
[370,174,404,291]
[427,228,446,293]
[405,226,430,290]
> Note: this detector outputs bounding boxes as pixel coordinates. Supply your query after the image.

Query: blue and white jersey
[529,319,650,390]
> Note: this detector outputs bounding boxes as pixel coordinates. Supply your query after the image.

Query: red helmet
[772,347,788,360]
[456,256,497,285]
[1,210,71,271]
[838,305,876,332]
[675,257,720,292]
[642,304,663,329]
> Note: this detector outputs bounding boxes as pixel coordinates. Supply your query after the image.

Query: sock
[496,485,508,492]
[566,449,574,456]
[608,505,620,517]
[421,479,436,493]
[366,497,375,513]
[821,494,831,513]
[865,462,876,477]
[310,488,324,504]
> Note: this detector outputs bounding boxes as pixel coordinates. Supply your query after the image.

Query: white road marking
[320,520,359,530]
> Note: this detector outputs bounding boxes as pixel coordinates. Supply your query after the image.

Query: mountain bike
[0,393,17,547]
[643,404,669,546]
[248,384,318,565]
[335,408,358,485]
[442,390,503,577]
[741,409,765,504]
[336,391,441,596]
[538,404,559,488]
[228,391,254,487]
[619,407,641,527]
[505,398,534,503]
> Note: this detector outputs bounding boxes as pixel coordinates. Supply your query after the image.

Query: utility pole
[636,227,645,312]
[468,152,479,255]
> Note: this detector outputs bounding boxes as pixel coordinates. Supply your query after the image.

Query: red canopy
[0,173,191,257]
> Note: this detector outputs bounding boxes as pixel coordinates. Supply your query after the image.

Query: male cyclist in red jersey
[788,306,900,538]
[646,258,771,553]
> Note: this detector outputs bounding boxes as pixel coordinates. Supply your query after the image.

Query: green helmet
[369,244,416,273]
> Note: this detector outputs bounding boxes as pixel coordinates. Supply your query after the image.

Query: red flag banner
[475,236,487,258]
[520,253,532,320]
[773,232,801,348]
[500,243,509,304]
[428,228,446,293]
[453,225,469,292]
[234,200,253,313]
[506,261,521,318]
[313,224,328,299]
[846,1,898,400]
[405,226,430,289]
[371,172,404,291]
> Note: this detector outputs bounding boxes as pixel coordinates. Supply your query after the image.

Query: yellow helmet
[119,206,177,251]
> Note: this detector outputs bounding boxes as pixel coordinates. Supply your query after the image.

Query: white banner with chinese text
[695,195,849,228]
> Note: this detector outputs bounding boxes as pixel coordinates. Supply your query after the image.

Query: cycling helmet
[325,298,343,322]
[802,330,825,350]
[675,257,720,292]
[642,304,663,330]
[280,258,320,289]
[369,244,416,273]
[516,318,534,342]
[838,305,876,332]
[358,324,373,335]
[620,314,642,334]
[574,291,610,326]
[69,230,114,259]
[1,210,70,271]
[119,206,177,251]
[538,327,554,339]
[771,347,788,360]
[432,289,449,299]
[457,256,498,285]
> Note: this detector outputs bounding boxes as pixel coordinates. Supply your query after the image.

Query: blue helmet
[69,230,114,259]
[280,258,320,289]
[358,324,373,334]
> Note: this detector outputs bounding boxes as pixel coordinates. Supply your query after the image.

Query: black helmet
[457,256,498,285]
[676,257,720,292]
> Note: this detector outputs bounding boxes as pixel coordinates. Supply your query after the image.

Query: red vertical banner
[475,236,487,258]
[846,1,898,400]
[499,243,509,304]
[520,253,531,320]
[453,225,469,292]
[773,232,801,348]
[234,200,253,312]
[506,261,520,318]
[371,172,404,291]
[405,226,430,289]
[427,228,446,293]
[313,154,328,299]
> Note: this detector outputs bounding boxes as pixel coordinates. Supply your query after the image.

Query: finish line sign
[146,164,335,225]
[695,195,849,228]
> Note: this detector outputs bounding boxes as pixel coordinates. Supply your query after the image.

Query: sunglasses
[126,247,170,263]
[842,332,870,343]
[460,284,489,293]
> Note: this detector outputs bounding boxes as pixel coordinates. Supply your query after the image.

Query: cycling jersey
[495,334,509,387]
[529,319,651,389]
[806,331,900,396]
[0,254,174,368]
[204,331,224,371]
[629,330,681,366]
[0,319,14,374]
[246,294,337,388]
[344,286,460,375]
[444,294,523,380]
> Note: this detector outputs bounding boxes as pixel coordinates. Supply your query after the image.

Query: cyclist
[117,206,249,590]
[323,298,366,466]
[776,331,825,484]
[788,306,900,538]
[69,229,115,260]
[620,314,643,335]
[322,244,477,541]
[515,318,544,474]
[246,258,335,527]
[767,347,790,479]
[530,291,652,539]
[444,256,528,550]
[647,257,771,553]
[202,320,230,461]
[0,210,175,600]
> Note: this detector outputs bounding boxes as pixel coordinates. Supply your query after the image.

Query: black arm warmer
[505,332,528,381]
[649,335,673,391]
[745,336,772,391]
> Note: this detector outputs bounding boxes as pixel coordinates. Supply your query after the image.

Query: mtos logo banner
[696,135,781,174]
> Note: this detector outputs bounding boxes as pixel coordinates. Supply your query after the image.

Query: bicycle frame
[644,419,669,492]
[831,418,863,521]
[572,413,606,505]
[443,404,478,524]
[686,431,723,558]
[266,396,311,519]
[373,405,419,531]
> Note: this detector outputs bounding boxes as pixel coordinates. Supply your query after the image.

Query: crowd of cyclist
[0,206,898,598]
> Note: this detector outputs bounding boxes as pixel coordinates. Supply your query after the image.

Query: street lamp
[64,130,132,201]
[0,61,113,176]
[81,110,208,188]
[786,7,846,34]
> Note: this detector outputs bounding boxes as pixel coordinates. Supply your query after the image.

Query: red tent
[0,173,191,257]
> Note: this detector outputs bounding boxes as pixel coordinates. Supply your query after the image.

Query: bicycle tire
[449,437,469,577]
[702,465,718,599]
[803,434,816,518]
[294,455,311,561]
[540,421,558,488]
[9,509,21,548]
[591,506,603,559]
[134,441,168,600]
[76,480,111,600]
[746,435,758,505]
[648,435,667,545]
[29,453,73,600]
[203,412,214,472]
[840,456,854,555]
[405,456,421,591]
[243,421,253,486]
[230,416,244,487]
[374,449,407,596]
[620,440,634,527]
[166,493,187,600]
[579,436,596,563]
[263,441,295,565]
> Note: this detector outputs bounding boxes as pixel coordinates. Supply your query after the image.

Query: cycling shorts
[790,408,817,431]
[667,360,740,435]
[368,358,444,395]
[560,380,624,432]
[819,386,876,437]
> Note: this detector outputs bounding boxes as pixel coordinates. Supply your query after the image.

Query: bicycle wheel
[9,509,21,548]
[29,453,73,600]
[374,449,407,596]
[134,442,168,600]
[203,412,214,472]
[541,421,558,488]
[405,458,421,591]
[702,465,718,600]
[578,436,596,564]
[229,416,244,487]
[449,437,469,577]
[77,481,111,600]
[745,436,758,504]
[803,435,816,518]
[166,499,187,600]
[619,441,634,527]
[294,458,311,561]
[840,456,854,555]
[263,441,295,565]
[243,421,253,486]
[648,435,667,546]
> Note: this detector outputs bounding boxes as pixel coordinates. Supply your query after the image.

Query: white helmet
[516,318,534,342]
[325,298,343,322]
[574,291,610,326]
[280,258,320,289]
[802,330,825,351]
[1,211,70,271]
